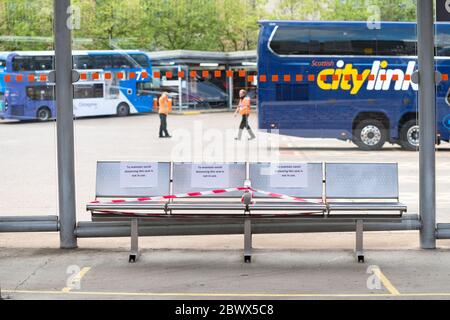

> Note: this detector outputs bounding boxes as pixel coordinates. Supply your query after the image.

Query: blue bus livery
[0,50,154,121]
[258,21,450,150]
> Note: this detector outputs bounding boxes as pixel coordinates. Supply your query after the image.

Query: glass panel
[12,55,54,71]
[269,26,310,55]
[0,1,57,217]
[92,55,113,69]
[129,53,151,68]
[26,85,55,101]
[73,55,94,69]
[436,21,450,225]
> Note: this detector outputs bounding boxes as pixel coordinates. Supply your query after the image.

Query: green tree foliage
[0,0,417,51]
[321,0,416,22]
[0,0,53,50]
[271,0,322,20]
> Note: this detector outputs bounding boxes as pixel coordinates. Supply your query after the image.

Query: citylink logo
[317,60,418,95]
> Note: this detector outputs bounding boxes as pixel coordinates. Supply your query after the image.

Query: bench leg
[355,219,364,263]
[129,219,140,263]
[244,218,252,263]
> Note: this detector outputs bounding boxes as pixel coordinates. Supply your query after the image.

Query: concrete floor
[1,112,450,299]
[1,238,450,300]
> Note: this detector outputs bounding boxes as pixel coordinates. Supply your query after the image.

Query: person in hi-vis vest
[234,89,256,141]
[158,92,172,138]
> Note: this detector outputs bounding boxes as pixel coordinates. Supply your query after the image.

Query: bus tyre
[117,103,130,117]
[400,119,419,151]
[37,107,51,122]
[354,119,387,151]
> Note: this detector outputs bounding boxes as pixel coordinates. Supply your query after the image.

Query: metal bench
[245,162,327,262]
[86,161,409,264]
[87,161,171,262]
[325,163,407,262]
[170,162,252,262]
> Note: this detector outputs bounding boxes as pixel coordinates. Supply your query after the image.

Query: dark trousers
[239,115,251,130]
[159,114,169,137]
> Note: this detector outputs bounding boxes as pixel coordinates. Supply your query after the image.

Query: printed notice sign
[120,162,158,188]
[270,164,308,188]
[191,164,230,189]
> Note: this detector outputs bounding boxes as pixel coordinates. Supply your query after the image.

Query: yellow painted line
[4,289,450,298]
[373,268,400,295]
[182,111,201,116]
[61,267,91,293]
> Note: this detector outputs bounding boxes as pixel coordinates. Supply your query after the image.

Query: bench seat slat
[250,202,327,211]
[327,202,407,211]
[87,202,167,211]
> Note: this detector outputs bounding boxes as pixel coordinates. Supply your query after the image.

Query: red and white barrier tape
[90,187,315,205]
[94,210,321,218]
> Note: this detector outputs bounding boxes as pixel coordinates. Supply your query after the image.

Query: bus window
[269,24,418,57]
[0,59,5,68]
[93,84,104,98]
[13,56,54,71]
[136,82,153,96]
[269,26,310,55]
[74,84,104,99]
[435,25,450,56]
[92,55,113,69]
[376,25,417,56]
[112,55,134,69]
[310,26,377,56]
[130,54,150,68]
[26,85,55,100]
[73,55,94,69]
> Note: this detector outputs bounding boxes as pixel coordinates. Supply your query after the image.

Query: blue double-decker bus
[0,52,7,115]
[0,50,154,121]
[258,21,450,150]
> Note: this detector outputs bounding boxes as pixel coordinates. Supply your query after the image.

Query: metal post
[178,65,183,112]
[228,69,234,110]
[54,0,77,249]
[244,218,252,263]
[129,219,139,263]
[355,220,364,263]
[186,66,191,110]
[417,0,436,249]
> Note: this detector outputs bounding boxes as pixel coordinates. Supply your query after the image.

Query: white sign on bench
[191,164,230,189]
[120,162,159,188]
[269,163,309,188]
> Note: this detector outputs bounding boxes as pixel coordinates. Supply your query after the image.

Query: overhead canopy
[147,50,256,67]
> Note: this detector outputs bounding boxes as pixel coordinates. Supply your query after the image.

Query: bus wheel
[37,107,51,122]
[117,103,130,117]
[400,119,420,151]
[353,119,387,151]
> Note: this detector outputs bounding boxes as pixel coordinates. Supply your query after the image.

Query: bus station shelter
[0,0,448,253]
[148,50,257,111]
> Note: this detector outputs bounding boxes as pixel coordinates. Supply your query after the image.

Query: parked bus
[0,52,7,116]
[0,50,154,121]
[258,21,450,150]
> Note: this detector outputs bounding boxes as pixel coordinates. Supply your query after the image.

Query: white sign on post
[270,164,308,188]
[120,162,158,188]
[191,164,230,189]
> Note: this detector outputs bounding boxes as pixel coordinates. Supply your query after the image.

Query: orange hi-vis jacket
[239,97,251,116]
[158,95,172,115]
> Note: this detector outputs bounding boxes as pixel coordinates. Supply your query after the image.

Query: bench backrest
[96,161,171,198]
[325,163,399,200]
[249,163,323,199]
[172,162,247,198]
